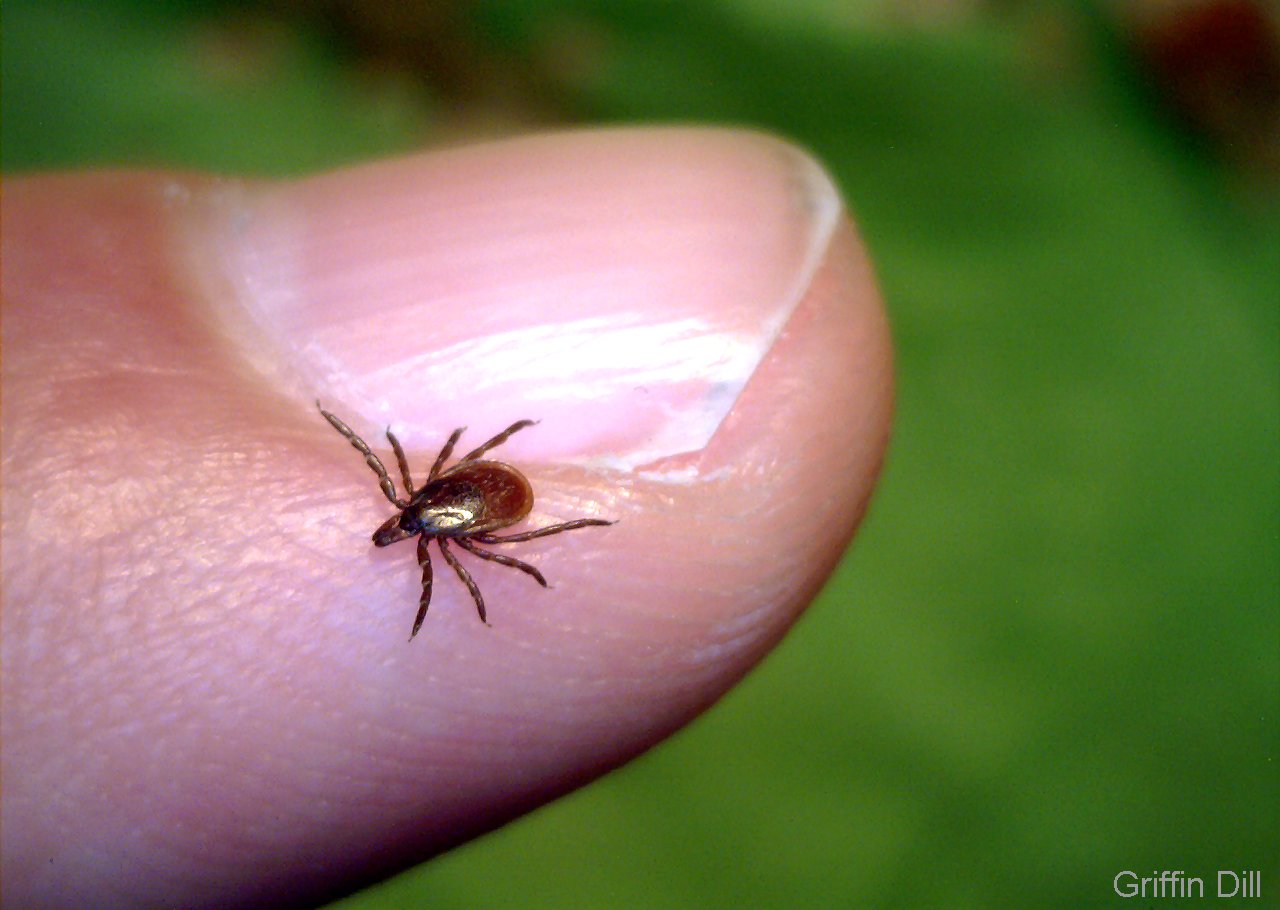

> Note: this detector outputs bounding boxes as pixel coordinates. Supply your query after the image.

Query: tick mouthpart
[373,514,416,547]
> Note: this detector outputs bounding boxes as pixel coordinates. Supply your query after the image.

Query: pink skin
[1,129,893,909]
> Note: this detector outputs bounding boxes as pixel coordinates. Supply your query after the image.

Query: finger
[1,127,891,910]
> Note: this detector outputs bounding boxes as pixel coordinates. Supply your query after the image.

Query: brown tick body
[318,403,613,638]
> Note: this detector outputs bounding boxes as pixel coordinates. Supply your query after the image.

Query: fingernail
[198,128,841,468]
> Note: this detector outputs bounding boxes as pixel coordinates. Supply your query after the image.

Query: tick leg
[387,428,414,495]
[456,537,547,587]
[459,419,536,463]
[317,402,409,508]
[410,535,433,640]
[439,538,488,625]
[429,427,466,481]
[476,518,614,544]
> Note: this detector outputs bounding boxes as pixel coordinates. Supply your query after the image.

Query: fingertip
[568,211,890,654]
[0,135,890,907]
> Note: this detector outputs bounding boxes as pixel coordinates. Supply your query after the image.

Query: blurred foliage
[4,0,1277,908]
[1,0,433,174]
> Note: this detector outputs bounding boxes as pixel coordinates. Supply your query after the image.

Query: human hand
[1,127,892,909]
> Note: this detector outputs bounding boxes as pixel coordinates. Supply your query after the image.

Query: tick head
[373,511,418,547]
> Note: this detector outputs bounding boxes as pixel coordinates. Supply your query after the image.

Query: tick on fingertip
[318,403,614,639]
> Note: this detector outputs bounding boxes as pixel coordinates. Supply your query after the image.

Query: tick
[318,403,614,638]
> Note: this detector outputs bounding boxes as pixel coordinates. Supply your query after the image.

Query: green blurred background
[5,0,1278,906]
